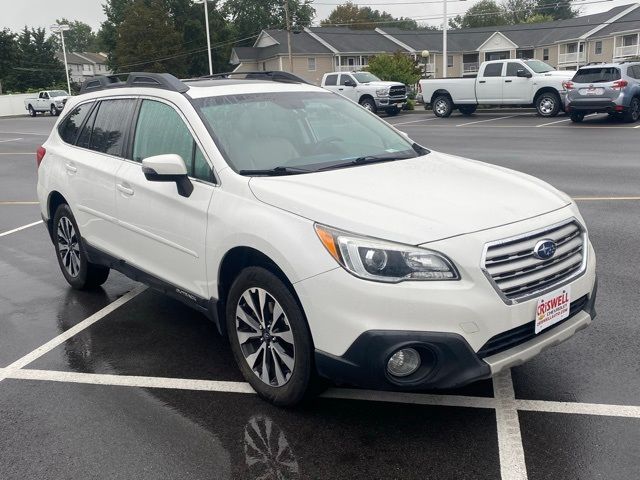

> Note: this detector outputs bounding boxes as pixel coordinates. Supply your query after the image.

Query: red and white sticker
[535,285,571,334]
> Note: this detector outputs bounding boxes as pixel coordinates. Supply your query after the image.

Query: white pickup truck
[321,71,407,115]
[419,59,573,117]
[24,90,69,117]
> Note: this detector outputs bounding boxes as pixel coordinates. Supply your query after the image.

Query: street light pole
[194,0,213,76]
[443,0,447,79]
[283,0,293,72]
[51,24,71,94]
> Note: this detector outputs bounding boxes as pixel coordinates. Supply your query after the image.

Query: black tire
[622,97,640,123]
[458,105,477,116]
[28,105,36,117]
[50,104,59,116]
[53,204,110,290]
[535,91,561,117]
[386,106,400,116]
[570,112,585,123]
[359,97,377,113]
[432,95,453,117]
[226,266,315,406]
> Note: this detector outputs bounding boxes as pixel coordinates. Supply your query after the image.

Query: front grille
[389,85,406,97]
[482,219,586,303]
[477,295,588,358]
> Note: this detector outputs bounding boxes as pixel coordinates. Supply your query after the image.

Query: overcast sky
[0,0,636,34]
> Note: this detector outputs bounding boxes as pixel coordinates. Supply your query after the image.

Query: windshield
[193,91,422,174]
[50,90,68,97]
[352,72,381,83]
[573,67,620,84]
[524,60,554,73]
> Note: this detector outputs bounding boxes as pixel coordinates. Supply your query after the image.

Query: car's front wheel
[359,97,377,113]
[623,97,640,123]
[50,104,59,116]
[53,204,110,290]
[535,92,561,117]
[226,267,314,406]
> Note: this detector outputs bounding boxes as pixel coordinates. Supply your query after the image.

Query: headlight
[315,224,460,283]
[376,88,390,96]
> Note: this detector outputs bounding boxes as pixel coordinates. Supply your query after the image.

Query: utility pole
[194,0,213,76]
[283,0,293,72]
[442,0,448,79]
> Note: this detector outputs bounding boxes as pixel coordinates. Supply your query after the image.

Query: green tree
[50,19,100,52]
[366,52,422,86]
[99,0,134,70]
[321,2,417,29]
[0,29,17,94]
[114,0,188,75]
[535,0,577,20]
[224,0,315,41]
[449,0,507,29]
[7,28,65,92]
[502,0,536,24]
[523,13,554,23]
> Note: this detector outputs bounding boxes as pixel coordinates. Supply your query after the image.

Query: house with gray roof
[55,51,111,85]
[230,3,640,83]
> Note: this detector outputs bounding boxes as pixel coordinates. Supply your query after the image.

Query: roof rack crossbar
[193,70,311,85]
[80,72,189,94]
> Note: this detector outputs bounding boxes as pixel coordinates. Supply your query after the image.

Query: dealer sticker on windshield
[535,285,571,334]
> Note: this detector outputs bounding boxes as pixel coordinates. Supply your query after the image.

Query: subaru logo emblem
[533,239,557,260]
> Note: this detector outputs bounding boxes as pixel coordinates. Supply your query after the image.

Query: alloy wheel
[362,102,374,111]
[235,287,295,387]
[539,97,555,115]
[57,216,81,277]
[435,99,448,116]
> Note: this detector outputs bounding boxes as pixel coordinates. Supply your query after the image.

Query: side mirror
[142,154,193,198]
[344,79,356,87]
[517,69,532,78]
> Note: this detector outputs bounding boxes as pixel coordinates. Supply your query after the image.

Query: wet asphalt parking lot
[0,111,639,480]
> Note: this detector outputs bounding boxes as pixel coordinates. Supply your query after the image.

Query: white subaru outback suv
[36,71,597,406]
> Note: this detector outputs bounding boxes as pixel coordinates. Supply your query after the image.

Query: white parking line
[0,152,34,155]
[456,115,519,127]
[0,220,42,238]
[494,370,528,480]
[0,131,48,136]
[516,399,640,419]
[573,196,640,201]
[391,117,440,127]
[536,118,571,127]
[0,201,39,205]
[0,138,22,143]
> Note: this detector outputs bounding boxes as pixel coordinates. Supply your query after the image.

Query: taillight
[612,79,628,90]
[563,81,574,90]
[36,146,46,168]
[417,82,422,93]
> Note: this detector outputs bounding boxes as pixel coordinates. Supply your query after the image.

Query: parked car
[37,71,597,406]
[24,90,69,117]
[564,61,640,123]
[419,59,573,117]
[321,71,407,115]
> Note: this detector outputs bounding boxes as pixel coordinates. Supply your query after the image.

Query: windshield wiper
[238,166,310,176]
[316,153,415,171]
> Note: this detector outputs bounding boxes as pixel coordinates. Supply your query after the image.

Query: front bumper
[315,282,596,390]
[375,96,407,109]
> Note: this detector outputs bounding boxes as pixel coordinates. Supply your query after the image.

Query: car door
[502,62,533,103]
[338,74,359,102]
[38,92,49,110]
[323,73,340,94]
[62,98,137,259]
[114,98,215,299]
[476,62,504,103]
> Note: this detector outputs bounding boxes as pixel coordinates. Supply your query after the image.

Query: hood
[249,152,571,245]
[542,71,574,78]
[361,81,403,87]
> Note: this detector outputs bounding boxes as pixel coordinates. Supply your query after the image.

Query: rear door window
[58,102,93,145]
[572,67,621,84]
[324,74,338,86]
[88,99,137,156]
[483,63,503,77]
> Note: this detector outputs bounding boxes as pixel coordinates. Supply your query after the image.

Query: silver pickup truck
[24,90,69,117]
[419,59,573,118]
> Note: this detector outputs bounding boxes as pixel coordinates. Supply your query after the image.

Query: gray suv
[564,61,640,123]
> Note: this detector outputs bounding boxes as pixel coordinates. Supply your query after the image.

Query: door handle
[117,183,134,196]
[64,162,77,174]
[338,88,344,90]
[505,80,513,83]
[479,80,486,84]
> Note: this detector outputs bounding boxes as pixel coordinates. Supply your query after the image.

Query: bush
[366,52,422,87]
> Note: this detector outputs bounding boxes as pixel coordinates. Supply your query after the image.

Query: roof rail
[80,72,189,94]
[191,70,311,85]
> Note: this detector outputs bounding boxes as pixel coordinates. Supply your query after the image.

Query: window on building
[447,55,454,68]
[595,41,603,55]
[307,57,316,71]
[516,49,534,59]
[324,74,338,86]
[133,100,212,181]
[483,62,503,77]
[543,48,549,61]
[622,34,638,46]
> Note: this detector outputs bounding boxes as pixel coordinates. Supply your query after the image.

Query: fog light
[387,348,421,377]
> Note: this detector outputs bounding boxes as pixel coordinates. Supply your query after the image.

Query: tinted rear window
[58,102,93,145]
[483,63,503,77]
[573,67,620,84]
[88,99,136,156]
[324,74,337,86]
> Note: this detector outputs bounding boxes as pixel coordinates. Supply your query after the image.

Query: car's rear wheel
[432,95,453,117]
[28,105,36,117]
[535,92,561,117]
[50,104,58,116]
[570,112,585,123]
[458,105,477,116]
[359,97,377,113]
[623,97,640,123]
[386,106,400,116]
[226,267,314,406]
[53,204,110,290]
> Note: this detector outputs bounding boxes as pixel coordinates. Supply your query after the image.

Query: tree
[502,0,536,24]
[321,2,417,30]
[0,29,17,94]
[224,0,315,41]
[523,13,554,24]
[449,0,507,29]
[535,0,577,20]
[366,52,422,86]
[114,0,188,76]
[99,0,134,70]
[50,19,100,52]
